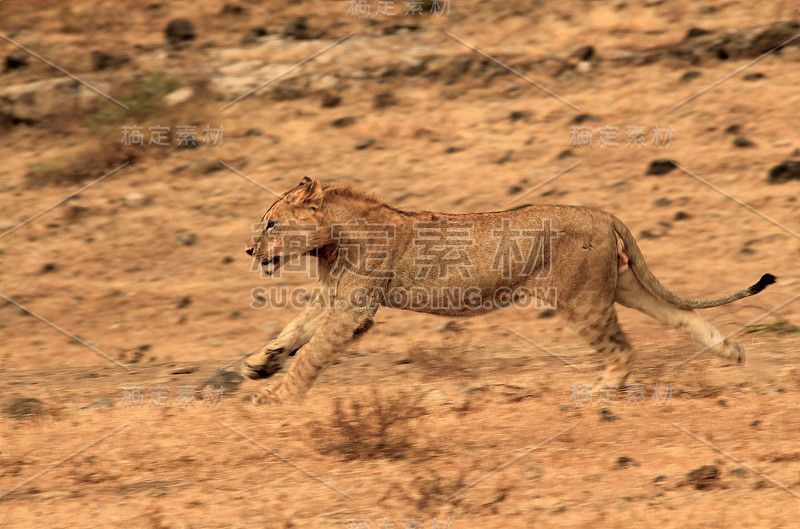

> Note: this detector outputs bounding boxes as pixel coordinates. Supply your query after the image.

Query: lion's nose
[245,246,254,256]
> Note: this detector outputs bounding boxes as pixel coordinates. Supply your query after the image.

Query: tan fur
[241,178,773,404]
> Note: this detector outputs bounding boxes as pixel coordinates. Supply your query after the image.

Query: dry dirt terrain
[1,1,800,528]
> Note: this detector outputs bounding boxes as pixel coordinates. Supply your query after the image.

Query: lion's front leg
[254,308,375,404]
[240,305,328,380]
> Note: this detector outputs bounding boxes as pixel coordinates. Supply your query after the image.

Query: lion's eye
[266,220,276,230]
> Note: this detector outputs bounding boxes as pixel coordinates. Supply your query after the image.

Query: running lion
[240,177,775,404]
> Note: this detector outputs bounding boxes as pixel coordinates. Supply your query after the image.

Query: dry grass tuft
[311,389,427,460]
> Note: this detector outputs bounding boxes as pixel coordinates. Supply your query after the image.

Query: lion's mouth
[261,256,281,276]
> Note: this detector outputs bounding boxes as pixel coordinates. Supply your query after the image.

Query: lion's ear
[287,177,323,209]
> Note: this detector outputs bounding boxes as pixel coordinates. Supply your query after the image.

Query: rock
[509,110,530,121]
[674,211,691,221]
[41,263,57,273]
[165,18,196,47]
[768,161,800,183]
[90,50,130,71]
[0,77,112,124]
[176,232,197,246]
[646,159,676,176]
[332,116,356,128]
[4,52,29,72]
[576,60,592,73]
[373,91,398,108]
[321,92,341,108]
[733,136,755,148]
[445,146,465,154]
[439,320,462,333]
[639,230,660,239]
[743,72,765,81]
[169,364,198,375]
[201,369,244,393]
[66,203,90,222]
[653,197,671,207]
[507,184,523,195]
[570,45,595,61]
[283,17,310,40]
[177,295,192,309]
[495,150,514,164]
[685,27,713,39]
[241,26,268,44]
[684,464,720,490]
[615,456,639,469]
[2,397,44,419]
[557,149,575,159]
[725,124,742,134]
[123,192,150,208]
[538,308,556,319]
[730,467,748,477]
[220,3,247,15]
[680,71,702,82]
[572,113,598,125]
[355,139,375,150]
[164,87,194,106]
[599,408,618,421]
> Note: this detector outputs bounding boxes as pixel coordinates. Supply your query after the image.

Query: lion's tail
[610,216,776,309]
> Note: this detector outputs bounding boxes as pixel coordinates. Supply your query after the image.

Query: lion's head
[246,177,330,276]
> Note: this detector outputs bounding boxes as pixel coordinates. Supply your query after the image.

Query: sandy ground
[1,0,800,527]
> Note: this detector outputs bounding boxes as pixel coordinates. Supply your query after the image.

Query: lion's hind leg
[558,302,636,389]
[614,268,744,364]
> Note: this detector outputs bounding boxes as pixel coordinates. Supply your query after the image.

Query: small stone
[599,408,618,421]
[507,184,523,195]
[176,232,197,246]
[733,136,755,148]
[355,139,375,150]
[495,150,514,164]
[332,116,356,128]
[615,456,639,469]
[538,308,556,319]
[177,295,192,309]
[572,113,598,125]
[41,262,58,273]
[509,110,530,121]
[653,475,666,484]
[640,230,660,239]
[557,149,575,159]
[680,71,702,82]
[750,420,761,428]
[570,45,595,61]
[2,397,44,419]
[725,124,741,135]
[123,192,150,208]
[653,197,671,207]
[283,17,310,40]
[445,146,465,154]
[743,72,765,81]
[673,210,691,221]
[373,91,398,108]
[685,27,712,39]
[201,369,244,393]
[165,87,194,106]
[4,52,29,72]
[768,161,800,184]
[165,18,196,47]
[321,92,341,108]
[646,159,676,176]
[220,3,247,15]
[730,467,748,477]
[222,256,235,264]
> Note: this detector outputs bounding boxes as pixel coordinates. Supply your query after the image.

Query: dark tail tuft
[749,273,777,295]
